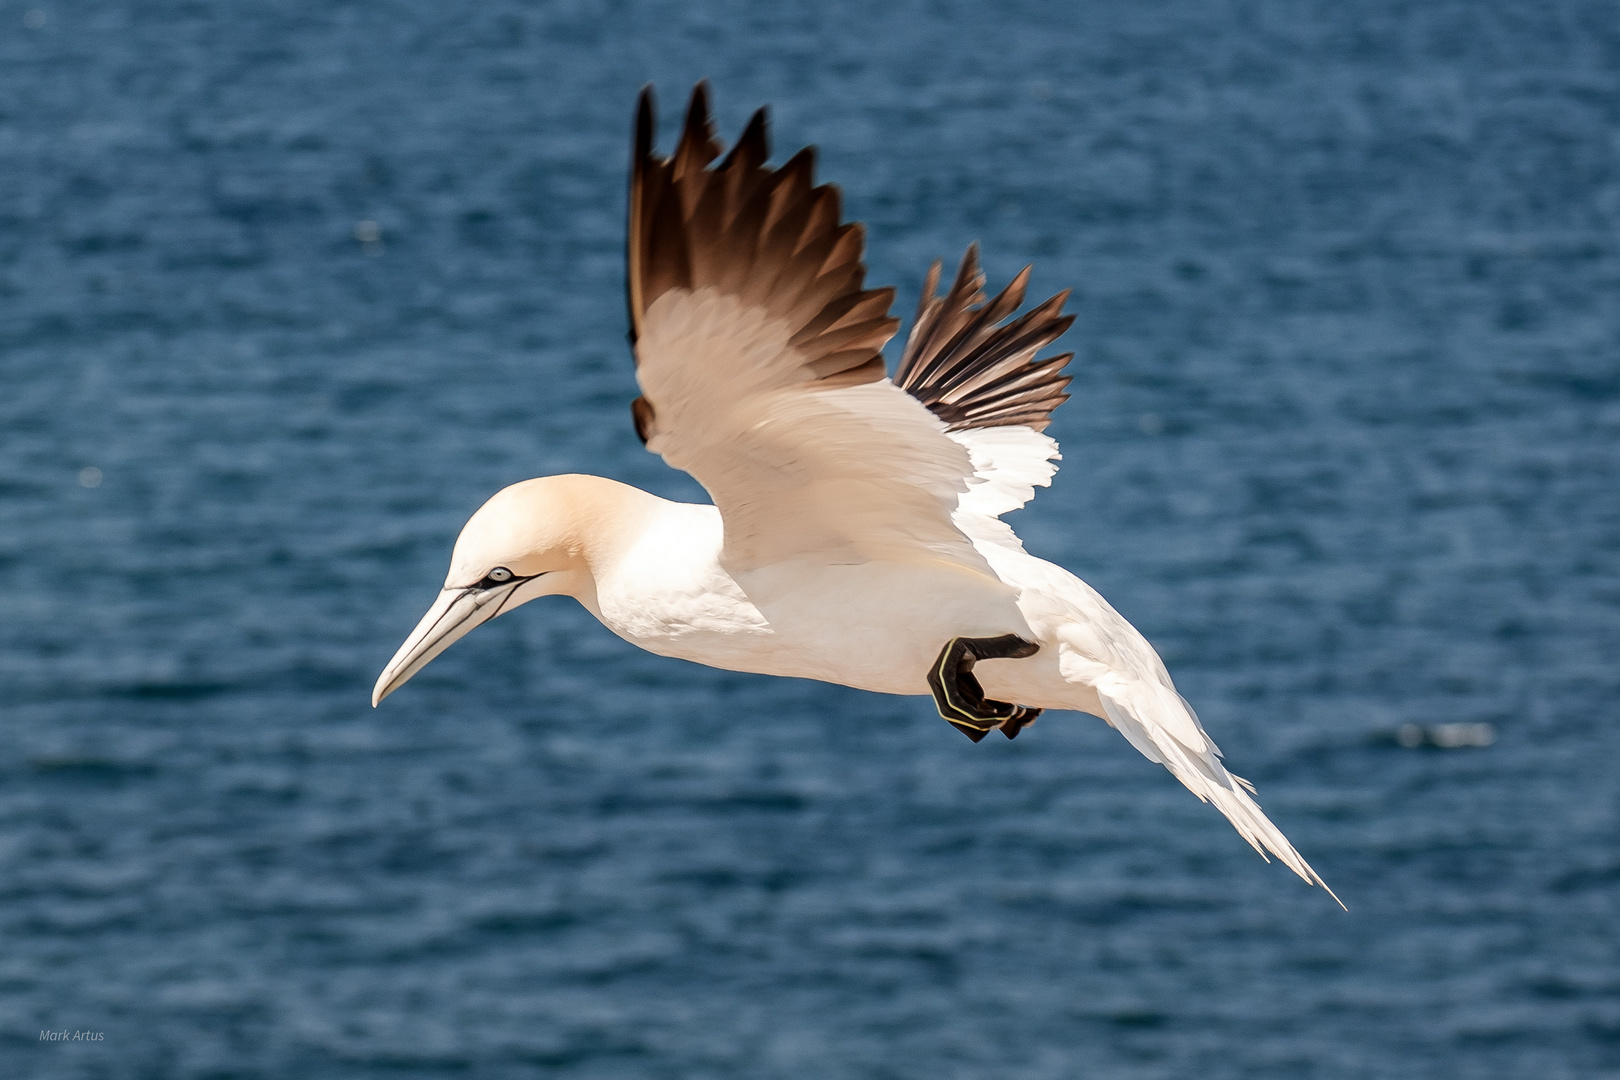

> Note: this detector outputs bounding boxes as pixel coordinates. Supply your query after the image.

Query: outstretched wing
[627,84,993,577]
[894,246,1075,551]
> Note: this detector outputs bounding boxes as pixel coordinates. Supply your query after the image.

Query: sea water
[2,1,1617,1076]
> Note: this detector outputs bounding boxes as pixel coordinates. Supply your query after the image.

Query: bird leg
[927,634,1043,742]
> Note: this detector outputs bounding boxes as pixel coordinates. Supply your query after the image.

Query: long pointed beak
[372,582,522,706]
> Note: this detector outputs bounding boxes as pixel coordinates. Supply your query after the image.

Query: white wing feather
[945,425,1061,551]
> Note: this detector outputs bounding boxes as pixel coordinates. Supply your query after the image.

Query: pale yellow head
[372,473,651,705]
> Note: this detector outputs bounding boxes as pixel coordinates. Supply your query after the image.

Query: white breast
[592,502,778,669]
[590,500,1042,696]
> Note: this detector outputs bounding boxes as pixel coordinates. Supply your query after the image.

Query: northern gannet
[374,84,1336,900]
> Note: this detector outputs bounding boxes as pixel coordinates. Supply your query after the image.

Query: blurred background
[2,0,1618,1076]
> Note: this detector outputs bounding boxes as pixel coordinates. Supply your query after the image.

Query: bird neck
[534,474,668,610]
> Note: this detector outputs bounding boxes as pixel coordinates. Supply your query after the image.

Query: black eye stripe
[476,567,520,589]
[467,567,546,591]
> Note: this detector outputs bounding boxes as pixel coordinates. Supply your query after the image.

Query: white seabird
[374,83,1337,901]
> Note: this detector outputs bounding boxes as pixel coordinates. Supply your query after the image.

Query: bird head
[371,475,612,706]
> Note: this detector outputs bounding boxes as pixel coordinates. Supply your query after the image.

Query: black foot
[927,634,1044,742]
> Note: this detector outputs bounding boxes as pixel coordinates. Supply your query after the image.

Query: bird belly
[722,559,1036,696]
[597,533,1093,710]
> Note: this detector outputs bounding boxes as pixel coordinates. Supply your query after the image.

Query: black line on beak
[485,571,544,620]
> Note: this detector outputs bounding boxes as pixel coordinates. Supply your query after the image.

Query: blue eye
[487,567,513,584]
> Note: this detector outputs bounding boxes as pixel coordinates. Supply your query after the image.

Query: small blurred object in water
[1395,722,1497,749]
[354,219,384,256]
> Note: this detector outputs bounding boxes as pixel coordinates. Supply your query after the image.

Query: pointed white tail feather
[1058,643,1341,905]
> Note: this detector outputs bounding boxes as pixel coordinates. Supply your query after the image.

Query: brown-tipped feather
[673,82,722,185]
[627,84,897,391]
[626,87,657,346]
[719,108,769,173]
[895,246,1075,433]
[630,395,657,445]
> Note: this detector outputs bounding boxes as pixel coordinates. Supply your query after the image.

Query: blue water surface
[3,1,1619,1077]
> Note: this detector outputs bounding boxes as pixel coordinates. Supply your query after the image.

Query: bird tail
[1058,639,1342,907]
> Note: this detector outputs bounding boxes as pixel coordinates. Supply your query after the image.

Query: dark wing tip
[674,81,722,179]
[776,144,817,188]
[635,85,656,162]
[895,246,1076,432]
[720,106,770,170]
[683,80,714,141]
[626,84,895,443]
[953,243,984,294]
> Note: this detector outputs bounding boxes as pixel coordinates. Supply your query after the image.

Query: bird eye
[486,567,513,584]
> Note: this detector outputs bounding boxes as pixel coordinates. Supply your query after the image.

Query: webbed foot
[926,634,1044,741]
